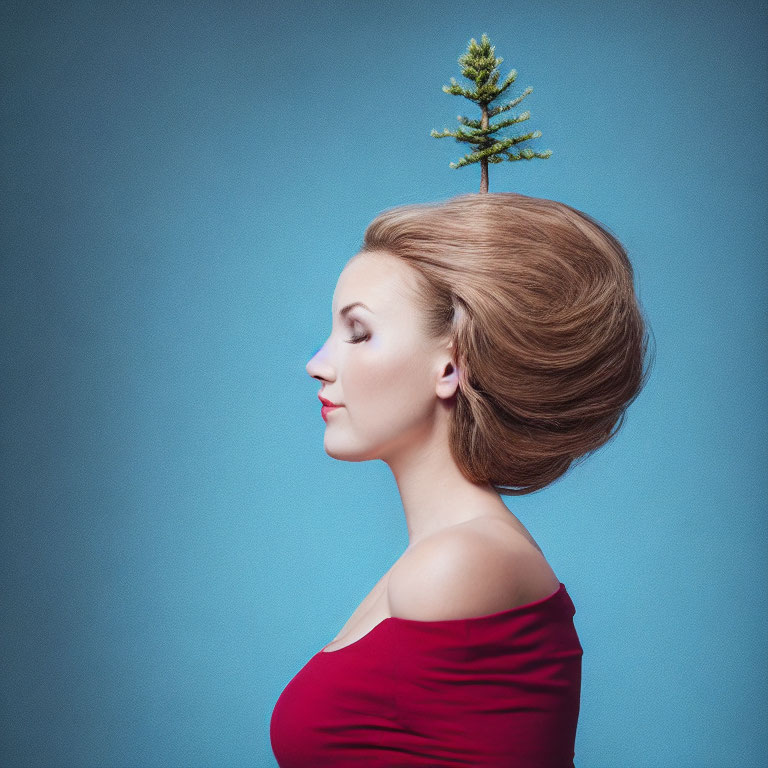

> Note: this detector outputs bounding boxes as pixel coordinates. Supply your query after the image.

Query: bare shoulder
[387,519,561,622]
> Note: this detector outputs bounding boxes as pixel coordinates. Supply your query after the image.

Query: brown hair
[360,192,655,495]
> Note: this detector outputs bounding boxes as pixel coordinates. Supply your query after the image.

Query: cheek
[345,343,431,422]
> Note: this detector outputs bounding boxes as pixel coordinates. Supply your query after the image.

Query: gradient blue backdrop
[2,1,766,766]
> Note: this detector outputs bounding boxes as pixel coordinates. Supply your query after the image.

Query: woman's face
[305,251,457,463]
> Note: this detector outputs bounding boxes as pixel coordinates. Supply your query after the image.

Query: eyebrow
[337,301,373,318]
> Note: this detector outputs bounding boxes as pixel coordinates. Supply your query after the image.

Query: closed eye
[342,316,370,344]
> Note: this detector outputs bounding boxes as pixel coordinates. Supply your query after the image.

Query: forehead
[332,252,419,314]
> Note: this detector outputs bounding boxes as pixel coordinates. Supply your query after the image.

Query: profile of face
[305,251,460,465]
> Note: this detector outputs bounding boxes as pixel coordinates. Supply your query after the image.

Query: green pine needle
[430,33,551,192]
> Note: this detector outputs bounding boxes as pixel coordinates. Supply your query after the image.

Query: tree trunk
[480,104,489,193]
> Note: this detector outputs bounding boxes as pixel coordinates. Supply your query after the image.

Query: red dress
[270,582,582,767]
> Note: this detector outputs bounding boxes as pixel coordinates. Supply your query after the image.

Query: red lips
[318,394,341,407]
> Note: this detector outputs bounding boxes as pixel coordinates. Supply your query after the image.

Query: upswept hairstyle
[360,192,655,495]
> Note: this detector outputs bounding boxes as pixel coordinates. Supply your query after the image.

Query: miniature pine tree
[431,33,552,193]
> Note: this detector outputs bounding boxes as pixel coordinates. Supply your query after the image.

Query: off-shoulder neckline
[317,582,567,656]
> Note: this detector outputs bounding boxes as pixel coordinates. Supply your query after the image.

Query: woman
[270,192,653,767]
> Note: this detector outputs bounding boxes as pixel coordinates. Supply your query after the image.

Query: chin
[323,447,372,463]
[323,436,378,463]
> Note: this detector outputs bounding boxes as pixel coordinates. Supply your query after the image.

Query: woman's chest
[322,567,394,652]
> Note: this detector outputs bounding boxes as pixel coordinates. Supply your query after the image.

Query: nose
[306,340,334,382]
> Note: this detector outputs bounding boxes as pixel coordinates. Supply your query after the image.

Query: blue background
[2,1,766,766]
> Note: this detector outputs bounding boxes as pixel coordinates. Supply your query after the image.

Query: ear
[435,356,460,400]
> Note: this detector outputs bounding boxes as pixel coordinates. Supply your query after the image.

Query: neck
[381,406,509,549]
